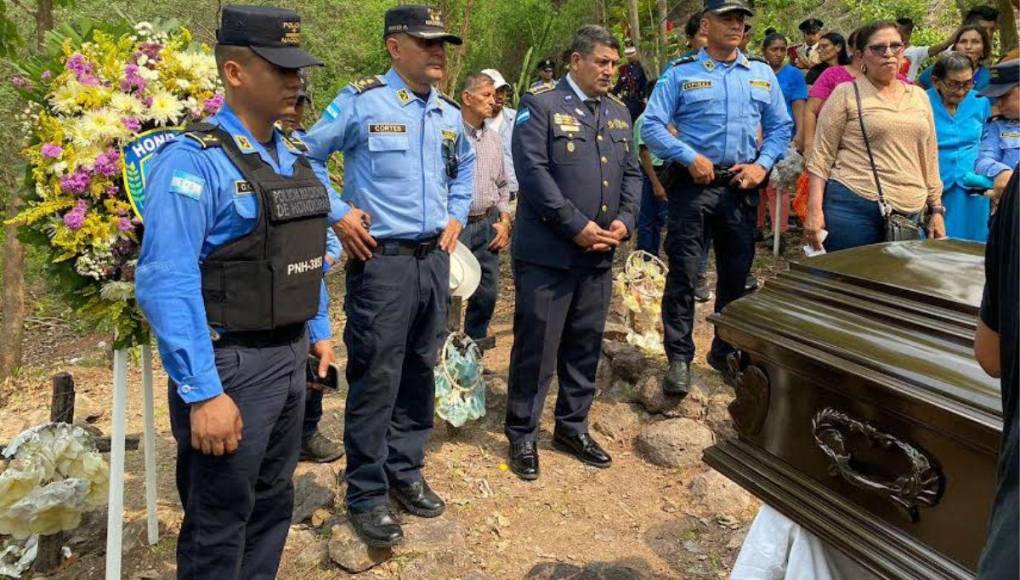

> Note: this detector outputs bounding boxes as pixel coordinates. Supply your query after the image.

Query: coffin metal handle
[812,407,942,522]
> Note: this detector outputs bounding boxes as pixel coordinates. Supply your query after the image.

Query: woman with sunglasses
[805,21,946,252]
[805,32,851,86]
[918,26,992,92]
[928,52,994,242]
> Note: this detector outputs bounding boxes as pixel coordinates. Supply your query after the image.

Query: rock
[310,508,331,528]
[524,562,583,580]
[327,522,392,573]
[72,393,104,424]
[637,418,715,469]
[603,379,638,403]
[464,572,495,580]
[594,358,614,395]
[593,403,644,443]
[402,517,466,552]
[634,375,707,418]
[602,339,628,360]
[705,393,735,438]
[292,464,337,524]
[288,527,329,570]
[610,345,646,383]
[603,322,629,342]
[688,469,755,515]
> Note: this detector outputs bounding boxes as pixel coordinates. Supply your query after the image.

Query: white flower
[47,162,68,176]
[137,66,159,82]
[109,92,144,117]
[146,90,185,126]
[70,108,129,147]
[49,81,84,114]
[137,54,149,67]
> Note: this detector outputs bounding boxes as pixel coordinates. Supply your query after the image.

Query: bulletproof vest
[189,124,330,332]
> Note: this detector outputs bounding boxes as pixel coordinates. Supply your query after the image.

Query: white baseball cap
[480,68,509,90]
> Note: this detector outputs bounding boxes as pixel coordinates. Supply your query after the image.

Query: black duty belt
[467,206,498,224]
[213,322,305,349]
[373,236,441,258]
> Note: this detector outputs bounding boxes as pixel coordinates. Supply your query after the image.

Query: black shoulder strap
[183,122,222,149]
[853,81,887,215]
[438,92,461,109]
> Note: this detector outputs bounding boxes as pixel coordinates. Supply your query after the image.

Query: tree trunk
[997,0,1018,57]
[0,216,25,381]
[627,0,642,49]
[35,0,54,47]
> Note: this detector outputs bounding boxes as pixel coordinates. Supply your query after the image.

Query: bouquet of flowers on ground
[6,19,222,348]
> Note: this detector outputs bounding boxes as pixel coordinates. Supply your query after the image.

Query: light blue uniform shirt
[977,116,1020,179]
[642,49,793,171]
[135,103,333,404]
[303,67,476,239]
[928,87,992,189]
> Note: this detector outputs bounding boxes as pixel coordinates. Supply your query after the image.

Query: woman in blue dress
[918,26,991,92]
[928,52,993,241]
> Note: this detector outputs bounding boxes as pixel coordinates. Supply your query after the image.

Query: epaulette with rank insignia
[438,92,461,110]
[282,132,308,153]
[526,84,555,95]
[605,93,626,108]
[182,122,221,149]
[668,55,698,69]
[348,76,386,94]
[748,56,768,64]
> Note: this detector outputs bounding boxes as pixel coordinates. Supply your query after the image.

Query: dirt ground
[0,236,797,579]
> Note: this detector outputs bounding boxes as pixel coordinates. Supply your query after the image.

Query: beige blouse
[806,76,942,213]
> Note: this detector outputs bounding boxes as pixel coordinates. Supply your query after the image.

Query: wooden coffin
[704,240,1001,579]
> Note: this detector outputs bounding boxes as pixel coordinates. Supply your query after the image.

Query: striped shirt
[464,121,510,216]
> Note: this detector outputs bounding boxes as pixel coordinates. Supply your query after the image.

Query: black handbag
[853,81,924,242]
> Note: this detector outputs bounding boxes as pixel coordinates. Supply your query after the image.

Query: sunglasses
[866,42,905,55]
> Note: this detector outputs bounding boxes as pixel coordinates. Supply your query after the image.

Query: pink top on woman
[808,65,912,102]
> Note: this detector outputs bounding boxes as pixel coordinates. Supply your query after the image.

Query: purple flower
[65,54,99,86]
[202,94,224,115]
[11,75,31,90]
[41,143,63,159]
[63,200,87,230]
[121,116,141,132]
[117,217,134,232]
[106,185,120,196]
[137,42,163,62]
[59,169,91,195]
[41,70,51,81]
[119,64,146,93]
[93,148,120,177]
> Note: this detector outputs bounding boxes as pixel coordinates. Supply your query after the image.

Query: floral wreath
[6,19,223,348]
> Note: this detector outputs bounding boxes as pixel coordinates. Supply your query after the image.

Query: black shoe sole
[390,492,446,518]
[552,440,612,469]
[509,462,540,481]
[352,528,404,549]
[299,450,345,463]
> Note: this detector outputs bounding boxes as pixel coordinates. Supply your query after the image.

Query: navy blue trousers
[822,180,923,252]
[458,211,502,340]
[505,260,611,443]
[169,330,308,580]
[662,176,756,363]
[342,249,449,512]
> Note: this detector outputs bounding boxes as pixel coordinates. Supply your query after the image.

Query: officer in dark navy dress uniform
[135,6,338,578]
[506,25,641,481]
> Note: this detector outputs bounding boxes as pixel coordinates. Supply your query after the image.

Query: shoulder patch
[283,132,308,153]
[605,93,626,108]
[669,56,698,69]
[348,76,386,94]
[438,92,461,110]
[527,84,555,95]
[169,170,205,201]
[515,107,531,126]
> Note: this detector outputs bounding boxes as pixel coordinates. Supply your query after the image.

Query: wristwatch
[928,204,947,216]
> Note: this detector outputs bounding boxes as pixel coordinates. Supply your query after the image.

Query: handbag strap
[852,81,890,216]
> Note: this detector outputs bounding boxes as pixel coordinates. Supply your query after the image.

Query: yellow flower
[69,108,128,148]
[108,92,144,118]
[50,80,84,115]
[146,90,185,126]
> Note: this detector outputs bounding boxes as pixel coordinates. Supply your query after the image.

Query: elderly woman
[918,26,992,92]
[805,21,946,252]
[928,52,993,242]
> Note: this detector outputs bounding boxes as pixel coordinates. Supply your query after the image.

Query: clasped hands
[573,220,628,252]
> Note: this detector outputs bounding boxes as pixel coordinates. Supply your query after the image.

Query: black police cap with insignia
[537,58,554,71]
[798,18,824,33]
[703,0,753,17]
[980,60,1019,99]
[384,5,463,45]
[217,5,322,69]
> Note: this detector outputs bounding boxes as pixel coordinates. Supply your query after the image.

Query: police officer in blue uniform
[506,25,641,481]
[302,5,475,548]
[642,0,792,397]
[135,6,336,578]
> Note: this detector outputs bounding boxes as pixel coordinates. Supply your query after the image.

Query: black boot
[390,479,446,518]
[662,360,691,397]
[300,430,344,463]
[348,506,403,548]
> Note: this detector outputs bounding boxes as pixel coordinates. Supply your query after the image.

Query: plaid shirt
[464,121,510,216]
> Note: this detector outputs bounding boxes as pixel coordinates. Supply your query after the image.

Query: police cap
[798,18,824,33]
[384,5,463,45]
[537,58,554,71]
[979,60,1020,98]
[703,0,753,17]
[217,5,322,69]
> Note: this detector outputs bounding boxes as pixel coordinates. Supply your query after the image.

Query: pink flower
[40,70,51,81]
[93,148,120,177]
[117,217,134,232]
[41,143,63,159]
[121,117,141,131]
[11,75,31,90]
[202,94,225,115]
[65,54,99,86]
[120,64,146,93]
[62,200,87,230]
[106,185,120,196]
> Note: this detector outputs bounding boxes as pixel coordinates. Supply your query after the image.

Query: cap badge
[282,21,301,46]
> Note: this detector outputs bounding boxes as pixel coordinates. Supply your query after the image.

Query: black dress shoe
[348,506,403,548]
[509,441,539,480]
[552,432,612,468]
[662,360,691,396]
[707,351,736,386]
[694,277,714,303]
[390,479,446,518]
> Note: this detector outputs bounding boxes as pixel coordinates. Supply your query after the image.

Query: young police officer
[642,0,792,397]
[135,6,336,577]
[303,5,475,547]
[506,25,641,481]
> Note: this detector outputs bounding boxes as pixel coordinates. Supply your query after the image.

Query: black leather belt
[467,206,497,224]
[213,322,305,349]
[373,236,440,258]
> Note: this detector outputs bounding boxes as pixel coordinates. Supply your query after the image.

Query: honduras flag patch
[515,107,531,126]
[170,170,205,201]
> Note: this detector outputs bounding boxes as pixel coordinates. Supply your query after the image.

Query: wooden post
[32,373,75,573]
